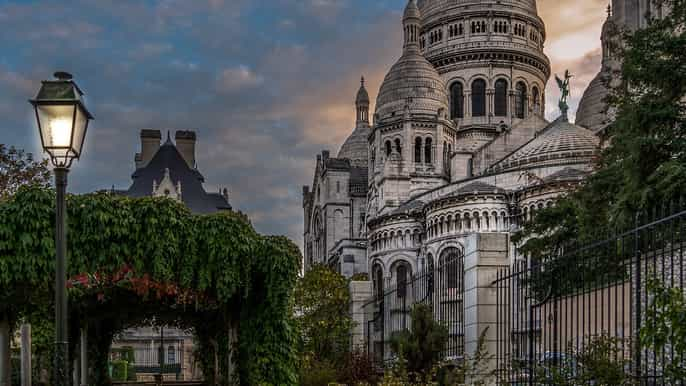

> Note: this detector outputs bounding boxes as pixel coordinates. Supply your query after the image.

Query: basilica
[303,0,651,303]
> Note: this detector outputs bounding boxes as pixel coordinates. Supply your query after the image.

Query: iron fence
[363,251,465,365]
[494,205,686,385]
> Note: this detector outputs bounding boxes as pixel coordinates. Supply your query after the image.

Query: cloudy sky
[0,0,608,251]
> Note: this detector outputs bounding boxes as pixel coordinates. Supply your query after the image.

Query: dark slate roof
[391,199,425,215]
[543,167,588,183]
[126,139,231,214]
[452,181,506,196]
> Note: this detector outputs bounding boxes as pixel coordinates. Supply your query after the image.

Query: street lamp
[30,72,93,386]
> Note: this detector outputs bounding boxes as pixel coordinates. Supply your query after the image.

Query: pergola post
[79,327,87,386]
[0,316,10,386]
[227,322,237,383]
[20,323,31,386]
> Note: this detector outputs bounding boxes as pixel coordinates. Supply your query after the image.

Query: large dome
[418,0,539,16]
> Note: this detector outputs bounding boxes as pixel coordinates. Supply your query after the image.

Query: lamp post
[30,72,93,386]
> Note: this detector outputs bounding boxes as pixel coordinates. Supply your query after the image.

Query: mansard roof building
[125,129,231,214]
[303,0,605,298]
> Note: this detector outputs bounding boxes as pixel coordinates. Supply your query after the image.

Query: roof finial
[361,76,365,87]
[607,4,612,18]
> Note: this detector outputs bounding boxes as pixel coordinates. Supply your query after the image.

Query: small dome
[374,0,448,121]
[375,55,448,120]
[338,126,370,167]
[489,117,599,172]
[356,77,370,105]
[575,71,610,132]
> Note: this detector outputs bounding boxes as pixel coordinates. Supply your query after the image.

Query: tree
[641,280,686,383]
[0,144,50,201]
[389,303,449,379]
[293,264,353,367]
[514,0,686,258]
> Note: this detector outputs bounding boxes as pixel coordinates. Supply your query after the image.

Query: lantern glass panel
[36,104,76,158]
[72,104,89,157]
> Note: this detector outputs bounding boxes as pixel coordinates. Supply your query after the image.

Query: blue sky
[0,0,608,250]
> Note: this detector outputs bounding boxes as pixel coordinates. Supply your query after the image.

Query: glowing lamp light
[30,72,94,168]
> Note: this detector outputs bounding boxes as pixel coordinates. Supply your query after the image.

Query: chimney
[137,129,161,169]
[175,130,197,169]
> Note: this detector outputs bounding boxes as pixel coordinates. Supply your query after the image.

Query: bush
[336,350,379,385]
[389,303,449,379]
[110,359,128,381]
[299,360,338,386]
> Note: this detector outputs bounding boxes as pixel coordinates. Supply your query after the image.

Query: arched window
[394,138,402,155]
[515,81,527,119]
[532,86,540,114]
[397,263,409,298]
[471,79,486,117]
[414,137,422,163]
[494,79,508,116]
[425,137,433,164]
[450,82,464,119]
[373,264,384,299]
[385,140,392,157]
[167,346,175,364]
[439,247,463,290]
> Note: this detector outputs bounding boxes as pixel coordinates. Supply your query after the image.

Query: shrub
[110,359,128,381]
[389,303,448,379]
[299,360,338,386]
[336,350,379,385]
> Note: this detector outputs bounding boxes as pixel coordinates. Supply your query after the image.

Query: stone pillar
[463,233,509,385]
[349,281,373,350]
[20,324,31,386]
[0,317,10,386]
[79,328,87,386]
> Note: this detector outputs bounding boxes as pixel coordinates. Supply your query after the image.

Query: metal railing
[363,251,465,365]
[494,205,686,385]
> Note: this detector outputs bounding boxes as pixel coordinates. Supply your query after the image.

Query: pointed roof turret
[356,76,370,106]
[402,0,421,53]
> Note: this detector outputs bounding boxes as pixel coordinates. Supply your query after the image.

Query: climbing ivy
[0,185,301,385]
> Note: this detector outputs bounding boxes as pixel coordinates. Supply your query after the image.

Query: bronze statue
[555,70,573,115]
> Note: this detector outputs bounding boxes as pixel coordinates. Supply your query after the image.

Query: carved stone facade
[303,0,600,296]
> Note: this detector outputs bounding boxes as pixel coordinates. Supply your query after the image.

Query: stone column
[79,328,87,386]
[463,233,509,385]
[0,316,10,386]
[20,324,31,386]
[349,281,373,350]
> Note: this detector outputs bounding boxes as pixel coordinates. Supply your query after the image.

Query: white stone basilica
[303,0,646,303]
